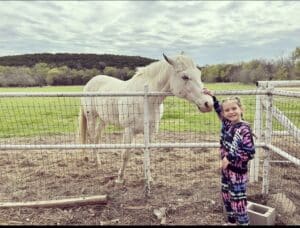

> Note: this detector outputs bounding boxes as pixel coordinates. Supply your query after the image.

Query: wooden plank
[0,195,107,208]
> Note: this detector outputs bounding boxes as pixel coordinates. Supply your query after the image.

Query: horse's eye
[182,75,189,81]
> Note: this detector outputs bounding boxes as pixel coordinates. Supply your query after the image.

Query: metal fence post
[143,85,151,195]
[262,86,273,195]
[250,86,263,182]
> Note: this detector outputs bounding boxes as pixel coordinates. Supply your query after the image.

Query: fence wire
[0,91,299,225]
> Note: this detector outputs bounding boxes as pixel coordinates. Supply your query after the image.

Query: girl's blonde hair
[221,96,243,108]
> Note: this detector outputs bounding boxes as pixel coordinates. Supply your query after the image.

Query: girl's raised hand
[203,88,214,97]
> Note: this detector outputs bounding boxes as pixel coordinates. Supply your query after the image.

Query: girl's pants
[221,169,249,225]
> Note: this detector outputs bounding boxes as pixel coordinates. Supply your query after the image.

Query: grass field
[0,83,299,138]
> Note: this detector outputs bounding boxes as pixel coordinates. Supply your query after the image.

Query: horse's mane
[132,54,195,86]
[134,60,167,78]
[132,59,171,87]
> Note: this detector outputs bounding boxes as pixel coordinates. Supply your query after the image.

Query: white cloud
[0,1,299,64]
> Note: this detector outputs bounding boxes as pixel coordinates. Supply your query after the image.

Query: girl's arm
[203,88,223,119]
[212,95,223,120]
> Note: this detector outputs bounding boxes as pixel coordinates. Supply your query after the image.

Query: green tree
[46,68,62,85]
[291,47,300,79]
[202,65,220,82]
[103,66,117,77]
[32,62,50,86]
[292,60,300,80]
[291,47,300,62]
[273,65,288,80]
[82,68,100,83]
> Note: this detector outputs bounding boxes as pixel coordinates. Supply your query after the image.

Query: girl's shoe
[223,222,236,226]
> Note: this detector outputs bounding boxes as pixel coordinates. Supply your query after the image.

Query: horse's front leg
[116,127,133,184]
[144,123,156,187]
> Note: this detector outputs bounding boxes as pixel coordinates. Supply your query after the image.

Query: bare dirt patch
[0,133,299,225]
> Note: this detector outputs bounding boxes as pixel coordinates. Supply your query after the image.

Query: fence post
[262,86,273,195]
[250,86,263,182]
[143,85,151,195]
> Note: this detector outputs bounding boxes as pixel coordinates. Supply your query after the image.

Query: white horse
[78,52,214,184]
[155,103,164,133]
[80,68,164,140]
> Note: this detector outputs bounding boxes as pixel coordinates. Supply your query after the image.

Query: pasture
[0,83,299,138]
[0,83,256,137]
[0,83,299,225]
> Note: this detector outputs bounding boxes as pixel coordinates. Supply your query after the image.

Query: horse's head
[163,53,213,113]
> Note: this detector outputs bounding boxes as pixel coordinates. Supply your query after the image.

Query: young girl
[204,89,256,225]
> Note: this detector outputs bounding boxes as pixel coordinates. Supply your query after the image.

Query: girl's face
[222,100,243,124]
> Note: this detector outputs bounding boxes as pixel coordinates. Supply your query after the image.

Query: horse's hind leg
[144,123,156,191]
[84,112,99,163]
[116,127,133,184]
[95,120,105,165]
[86,113,96,143]
[116,148,131,184]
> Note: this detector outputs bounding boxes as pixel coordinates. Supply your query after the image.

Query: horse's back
[83,75,102,92]
[81,72,162,133]
[84,75,126,92]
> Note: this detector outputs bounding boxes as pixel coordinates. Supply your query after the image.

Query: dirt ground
[0,133,299,225]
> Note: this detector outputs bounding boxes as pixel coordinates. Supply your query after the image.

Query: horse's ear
[197,65,204,71]
[163,53,175,66]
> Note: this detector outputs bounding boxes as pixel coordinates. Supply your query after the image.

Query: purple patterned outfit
[213,96,255,225]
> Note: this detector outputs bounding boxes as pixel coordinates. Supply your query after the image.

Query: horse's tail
[78,106,87,144]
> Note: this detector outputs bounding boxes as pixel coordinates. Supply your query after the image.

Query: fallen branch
[0,195,107,208]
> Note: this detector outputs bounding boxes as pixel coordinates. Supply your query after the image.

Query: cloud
[0,1,299,64]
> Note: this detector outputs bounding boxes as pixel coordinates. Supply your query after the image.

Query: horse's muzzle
[196,96,213,112]
[197,104,213,112]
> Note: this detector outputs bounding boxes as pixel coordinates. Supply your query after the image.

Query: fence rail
[0,81,299,225]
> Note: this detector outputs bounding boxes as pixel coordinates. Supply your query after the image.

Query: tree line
[0,48,299,87]
[0,53,156,70]
[0,53,155,87]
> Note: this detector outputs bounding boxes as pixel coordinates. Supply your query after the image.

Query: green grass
[0,86,82,137]
[205,82,256,91]
[0,85,83,92]
[0,83,299,138]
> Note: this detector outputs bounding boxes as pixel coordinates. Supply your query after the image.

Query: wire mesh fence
[0,87,299,225]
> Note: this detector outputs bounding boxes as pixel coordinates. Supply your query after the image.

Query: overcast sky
[0,1,299,65]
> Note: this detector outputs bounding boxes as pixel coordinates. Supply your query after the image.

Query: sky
[0,1,300,65]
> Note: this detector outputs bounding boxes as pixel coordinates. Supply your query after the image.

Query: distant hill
[0,53,157,69]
